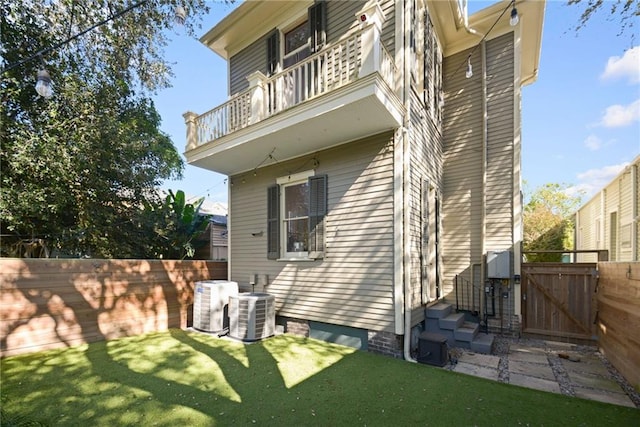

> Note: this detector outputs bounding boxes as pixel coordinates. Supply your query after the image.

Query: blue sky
[155,0,640,207]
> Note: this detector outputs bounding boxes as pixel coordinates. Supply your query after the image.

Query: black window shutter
[267,30,279,75]
[309,1,326,53]
[308,174,327,259]
[267,184,280,259]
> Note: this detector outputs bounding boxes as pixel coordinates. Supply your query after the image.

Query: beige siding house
[576,155,640,262]
[183,0,544,358]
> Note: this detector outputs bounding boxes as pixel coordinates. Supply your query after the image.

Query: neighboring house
[575,155,640,262]
[183,0,544,357]
[194,214,229,261]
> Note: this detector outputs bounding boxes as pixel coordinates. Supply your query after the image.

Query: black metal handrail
[454,274,481,316]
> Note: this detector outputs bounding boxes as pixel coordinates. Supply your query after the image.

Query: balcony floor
[185,73,404,176]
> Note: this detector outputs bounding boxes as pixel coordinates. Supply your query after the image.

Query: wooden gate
[521,263,598,342]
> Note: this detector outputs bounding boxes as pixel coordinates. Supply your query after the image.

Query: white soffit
[200,0,314,60]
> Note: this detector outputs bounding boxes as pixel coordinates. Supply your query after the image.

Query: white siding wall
[441,33,517,304]
[229,133,397,332]
[485,35,515,251]
[606,182,620,261]
[409,89,443,325]
[576,157,640,262]
[441,47,483,296]
[619,169,634,260]
[576,196,601,262]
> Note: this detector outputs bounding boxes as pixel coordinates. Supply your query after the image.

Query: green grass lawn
[1,330,638,426]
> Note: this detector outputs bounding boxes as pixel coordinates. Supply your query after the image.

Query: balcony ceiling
[185,74,404,177]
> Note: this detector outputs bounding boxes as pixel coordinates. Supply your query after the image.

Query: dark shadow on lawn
[4,330,640,426]
[169,329,289,396]
[80,329,324,424]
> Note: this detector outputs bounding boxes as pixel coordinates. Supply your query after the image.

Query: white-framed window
[270,1,325,70]
[283,20,311,67]
[268,170,327,261]
[280,172,311,257]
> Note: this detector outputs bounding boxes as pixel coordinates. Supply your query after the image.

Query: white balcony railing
[195,90,252,144]
[185,14,396,150]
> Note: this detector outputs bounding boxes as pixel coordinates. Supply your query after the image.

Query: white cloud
[568,162,629,200]
[599,99,640,127]
[601,46,640,84]
[583,134,602,151]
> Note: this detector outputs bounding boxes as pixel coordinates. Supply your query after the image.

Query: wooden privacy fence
[596,262,640,390]
[521,260,639,390]
[0,259,227,357]
[521,262,598,341]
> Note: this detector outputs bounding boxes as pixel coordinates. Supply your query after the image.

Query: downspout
[462,5,484,39]
[403,0,415,363]
[480,39,488,318]
[227,177,232,283]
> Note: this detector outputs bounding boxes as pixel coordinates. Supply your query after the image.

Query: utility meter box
[487,250,510,279]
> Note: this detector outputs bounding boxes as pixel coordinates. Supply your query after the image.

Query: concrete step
[439,312,465,330]
[425,303,452,319]
[454,321,479,342]
[470,333,495,354]
[453,340,471,350]
[425,318,440,332]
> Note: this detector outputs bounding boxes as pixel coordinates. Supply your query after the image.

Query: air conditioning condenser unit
[193,280,238,333]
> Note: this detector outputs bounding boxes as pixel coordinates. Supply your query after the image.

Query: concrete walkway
[446,339,637,408]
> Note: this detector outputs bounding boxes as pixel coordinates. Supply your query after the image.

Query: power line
[450,0,516,80]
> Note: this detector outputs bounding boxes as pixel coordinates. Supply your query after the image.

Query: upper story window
[424,8,443,124]
[268,171,327,261]
[283,20,312,68]
[267,1,326,72]
[410,2,443,125]
[285,21,310,55]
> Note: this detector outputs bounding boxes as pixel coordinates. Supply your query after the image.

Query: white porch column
[246,71,267,125]
[183,111,199,151]
[357,2,385,78]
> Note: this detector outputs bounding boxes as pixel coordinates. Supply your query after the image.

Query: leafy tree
[154,190,210,259]
[0,1,215,258]
[568,0,639,38]
[523,183,584,262]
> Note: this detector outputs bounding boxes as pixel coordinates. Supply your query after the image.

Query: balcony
[184,16,404,176]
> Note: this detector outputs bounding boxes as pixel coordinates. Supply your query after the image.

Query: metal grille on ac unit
[193,280,238,333]
[229,293,275,341]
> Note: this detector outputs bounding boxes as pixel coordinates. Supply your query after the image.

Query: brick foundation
[282,317,310,337]
[367,330,403,358]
